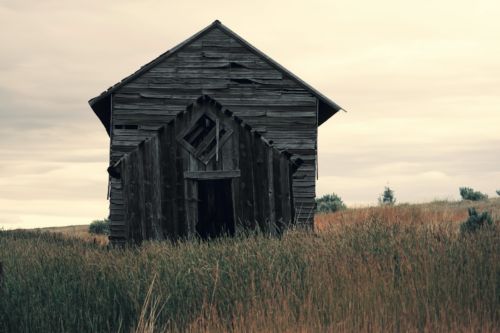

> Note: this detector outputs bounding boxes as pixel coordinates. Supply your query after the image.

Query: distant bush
[378,186,396,205]
[496,190,500,196]
[459,187,488,201]
[460,208,493,234]
[89,219,110,235]
[316,193,346,213]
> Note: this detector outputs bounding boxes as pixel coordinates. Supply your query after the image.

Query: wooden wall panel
[116,101,296,242]
[109,27,318,241]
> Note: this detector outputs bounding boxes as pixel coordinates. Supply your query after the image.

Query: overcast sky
[1,0,499,229]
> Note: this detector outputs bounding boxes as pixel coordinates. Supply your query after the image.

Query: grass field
[1,199,499,332]
[34,224,109,246]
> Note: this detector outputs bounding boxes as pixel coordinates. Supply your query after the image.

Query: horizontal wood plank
[183,170,241,179]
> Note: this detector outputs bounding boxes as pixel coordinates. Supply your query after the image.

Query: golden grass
[315,198,500,231]
[35,224,109,246]
[1,198,498,332]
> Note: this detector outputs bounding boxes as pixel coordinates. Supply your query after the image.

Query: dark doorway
[196,179,235,239]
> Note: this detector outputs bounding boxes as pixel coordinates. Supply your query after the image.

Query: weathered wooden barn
[89,20,342,243]
[108,96,301,242]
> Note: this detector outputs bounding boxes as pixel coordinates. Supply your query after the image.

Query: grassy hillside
[1,199,499,332]
[35,224,109,246]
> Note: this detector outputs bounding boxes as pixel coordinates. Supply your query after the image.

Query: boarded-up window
[178,112,232,164]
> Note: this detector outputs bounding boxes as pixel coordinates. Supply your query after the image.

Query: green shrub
[496,190,500,196]
[316,193,346,213]
[378,186,396,205]
[89,219,109,235]
[460,208,493,234]
[459,187,488,201]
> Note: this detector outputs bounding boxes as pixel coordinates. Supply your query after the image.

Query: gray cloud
[1,0,499,228]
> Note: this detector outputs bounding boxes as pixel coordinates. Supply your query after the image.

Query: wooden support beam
[184,170,241,179]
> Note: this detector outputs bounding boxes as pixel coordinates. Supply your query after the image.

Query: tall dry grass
[0,199,499,332]
[315,198,500,231]
[36,224,109,246]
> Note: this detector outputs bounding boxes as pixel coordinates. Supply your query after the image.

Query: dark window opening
[179,113,232,164]
[228,62,247,69]
[114,124,138,130]
[183,115,215,149]
[230,78,255,84]
[196,179,235,239]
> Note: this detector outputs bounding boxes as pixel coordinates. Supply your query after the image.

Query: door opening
[196,179,235,239]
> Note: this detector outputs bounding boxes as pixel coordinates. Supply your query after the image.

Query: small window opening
[228,62,247,69]
[179,112,232,164]
[230,78,255,85]
[114,124,138,130]
[183,115,215,149]
[198,129,227,160]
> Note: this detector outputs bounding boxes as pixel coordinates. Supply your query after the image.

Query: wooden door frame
[184,170,240,237]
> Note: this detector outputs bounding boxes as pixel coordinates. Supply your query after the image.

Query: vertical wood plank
[252,132,266,232]
[288,161,296,225]
[120,155,130,241]
[150,136,163,239]
[175,118,187,238]
[267,148,276,232]
[162,122,178,239]
[272,150,283,232]
[280,154,291,227]
[142,140,153,240]
[249,131,258,228]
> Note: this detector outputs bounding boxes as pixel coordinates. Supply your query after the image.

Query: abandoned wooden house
[89,20,342,243]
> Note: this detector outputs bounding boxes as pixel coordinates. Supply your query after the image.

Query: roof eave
[89,96,111,136]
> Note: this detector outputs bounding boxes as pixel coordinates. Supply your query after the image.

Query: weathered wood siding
[109,27,317,241]
[115,97,295,242]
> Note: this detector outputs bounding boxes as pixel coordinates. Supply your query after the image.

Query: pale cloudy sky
[1,0,499,229]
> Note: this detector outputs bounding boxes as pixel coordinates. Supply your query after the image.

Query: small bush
[378,186,396,205]
[459,187,488,201]
[460,208,493,234]
[316,193,346,213]
[89,219,110,235]
[496,190,500,196]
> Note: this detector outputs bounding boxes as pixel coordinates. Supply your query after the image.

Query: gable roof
[89,20,343,135]
[108,95,304,178]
